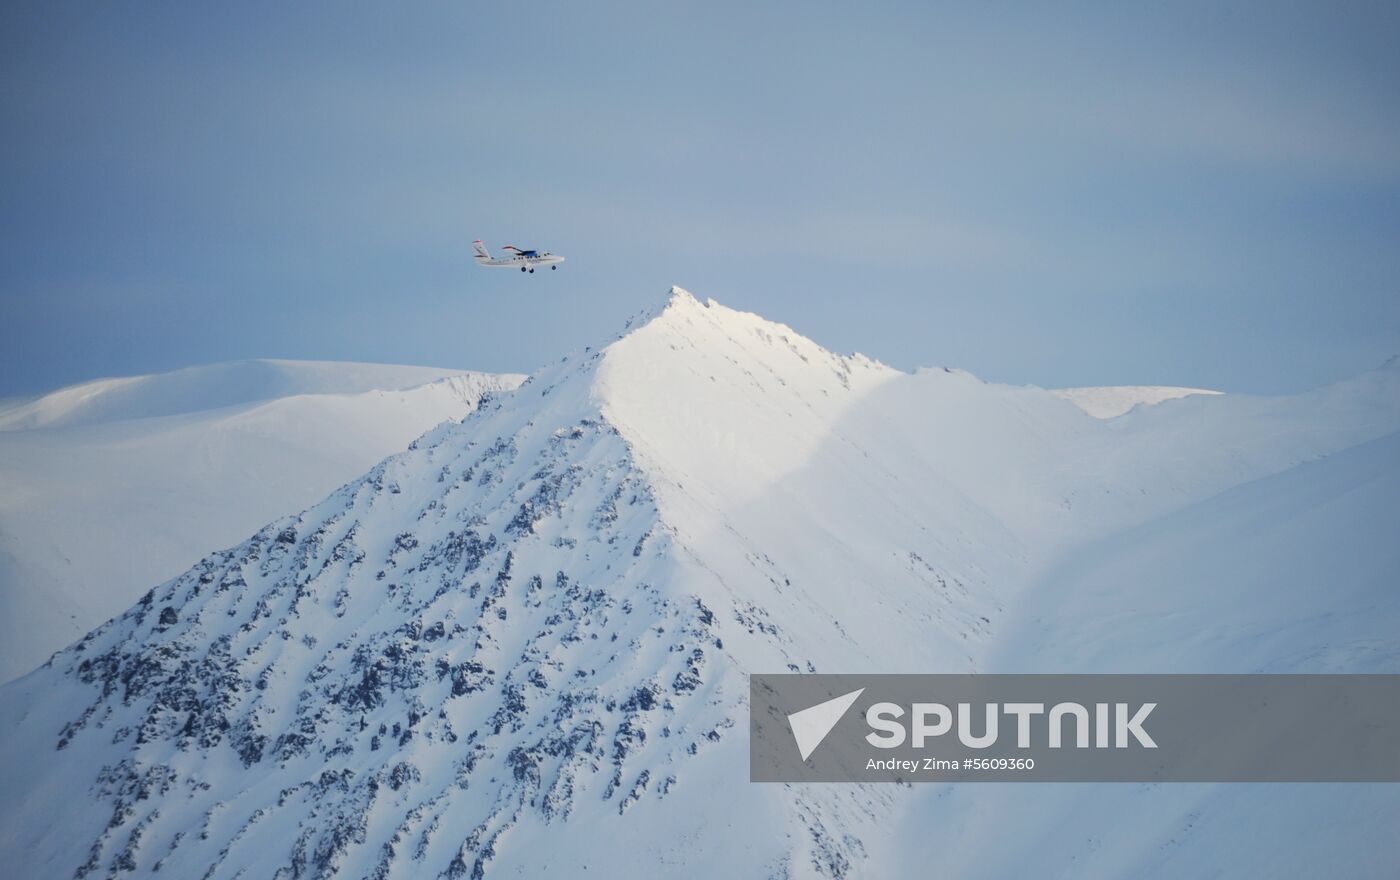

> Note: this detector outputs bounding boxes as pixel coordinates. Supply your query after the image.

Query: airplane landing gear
[520,266,527,273]
[528,268,535,273]
[551,265,556,270]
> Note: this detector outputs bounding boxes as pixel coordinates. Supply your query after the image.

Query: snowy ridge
[2,289,1399,878]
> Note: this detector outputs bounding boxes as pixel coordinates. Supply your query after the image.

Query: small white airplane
[473,240,565,273]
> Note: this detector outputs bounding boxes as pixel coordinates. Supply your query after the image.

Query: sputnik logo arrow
[787,688,864,761]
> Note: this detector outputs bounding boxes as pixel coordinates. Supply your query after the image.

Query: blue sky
[2,1,1398,397]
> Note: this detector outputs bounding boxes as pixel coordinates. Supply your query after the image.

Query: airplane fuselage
[477,254,566,271]
[473,240,564,273]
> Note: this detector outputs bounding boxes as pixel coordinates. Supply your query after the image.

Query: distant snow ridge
[2,289,1399,878]
[0,359,485,432]
[1052,385,1222,419]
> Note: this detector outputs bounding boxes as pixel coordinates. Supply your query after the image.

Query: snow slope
[0,290,1397,878]
[0,361,524,682]
[1052,385,1223,418]
[887,430,1400,879]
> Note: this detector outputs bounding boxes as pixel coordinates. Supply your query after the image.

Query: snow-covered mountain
[1,289,1396,878]
[0,360,524,682]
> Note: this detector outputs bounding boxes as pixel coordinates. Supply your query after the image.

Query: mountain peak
[610,287,879,373]
[597,290,896,430]
[605,285,710,343]
[666,284,702,305]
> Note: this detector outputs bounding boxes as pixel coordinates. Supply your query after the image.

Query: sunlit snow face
[597,293,900,506]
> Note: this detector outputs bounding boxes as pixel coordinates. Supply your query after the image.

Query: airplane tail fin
[472,240,491,262]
